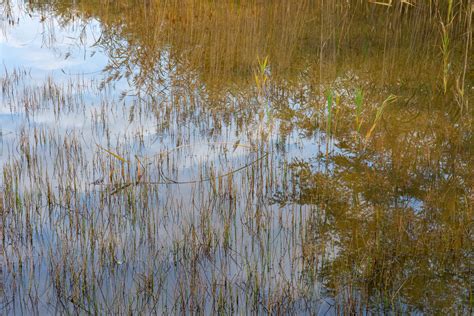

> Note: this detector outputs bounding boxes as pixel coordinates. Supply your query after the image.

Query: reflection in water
[0,0,473,314]
[0,191,3,300]
[273,114,473,313]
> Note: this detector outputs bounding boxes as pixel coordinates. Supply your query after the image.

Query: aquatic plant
[355,88,364,132]
[0,0,472,314]
[366,94,397,140]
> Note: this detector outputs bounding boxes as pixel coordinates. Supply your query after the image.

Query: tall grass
[355,89,364,132]
[0,0,472,314]
[365,94,397,140]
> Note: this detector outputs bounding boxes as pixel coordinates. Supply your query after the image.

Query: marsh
[0,0,473,314]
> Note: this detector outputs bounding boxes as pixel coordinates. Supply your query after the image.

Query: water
[0,0,473,314]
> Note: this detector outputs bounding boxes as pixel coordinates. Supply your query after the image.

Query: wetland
[0,0,473,314]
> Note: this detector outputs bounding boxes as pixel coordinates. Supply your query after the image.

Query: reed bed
[0,0,472,314]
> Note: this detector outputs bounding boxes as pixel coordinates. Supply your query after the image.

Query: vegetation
[0,0,472,314]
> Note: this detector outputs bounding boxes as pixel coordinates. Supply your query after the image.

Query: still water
[0,0,473,314]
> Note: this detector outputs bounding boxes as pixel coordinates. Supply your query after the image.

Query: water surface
[1,1,473,314]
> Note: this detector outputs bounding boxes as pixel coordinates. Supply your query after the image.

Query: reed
[0,0,472,314]
[365,94,397,140]
[326,90,333,138]
[355,89,364,132]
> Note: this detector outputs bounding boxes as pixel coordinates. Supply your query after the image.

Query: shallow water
[1,0,473,314]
